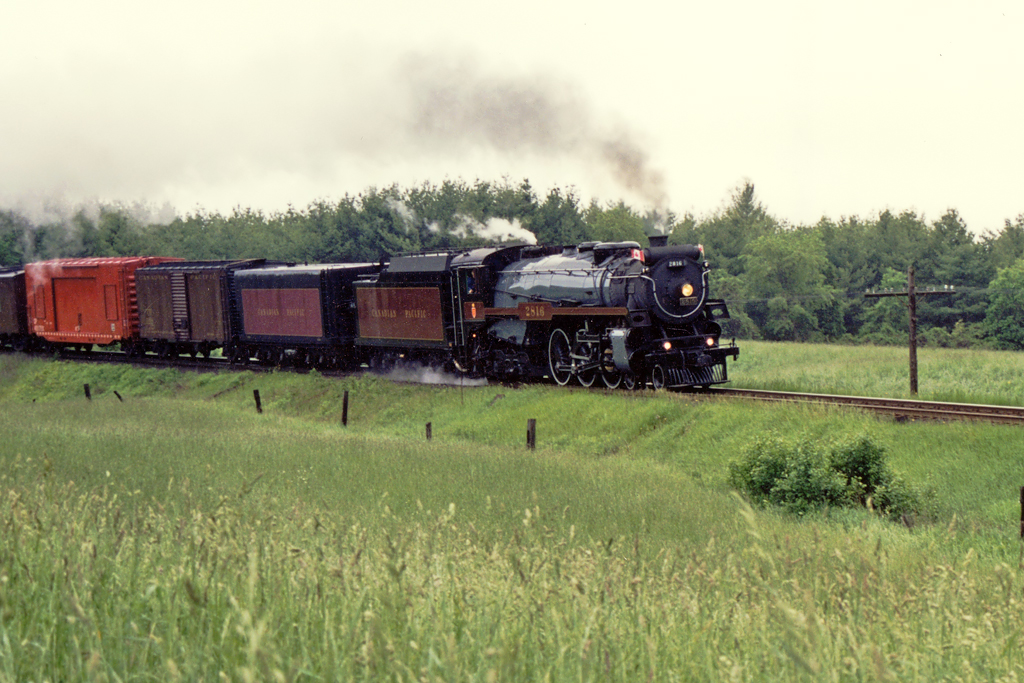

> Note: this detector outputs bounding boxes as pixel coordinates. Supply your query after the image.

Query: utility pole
[864,265,955,395]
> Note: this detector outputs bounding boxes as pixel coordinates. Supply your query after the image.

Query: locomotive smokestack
[647,234,668,248]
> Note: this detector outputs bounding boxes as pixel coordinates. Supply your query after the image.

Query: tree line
[3,178,1024,349]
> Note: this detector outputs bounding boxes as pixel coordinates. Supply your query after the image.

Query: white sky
[1,1,1021,233]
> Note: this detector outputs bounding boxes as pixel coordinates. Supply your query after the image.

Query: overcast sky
[2,1,1021,233]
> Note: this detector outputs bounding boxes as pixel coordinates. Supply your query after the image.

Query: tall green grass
[4,447,1024,681]
[3,352,1024,680]
[731,340,1024,405]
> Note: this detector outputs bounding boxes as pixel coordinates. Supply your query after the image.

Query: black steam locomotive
[353,236,738,388]
[0,237,738,389]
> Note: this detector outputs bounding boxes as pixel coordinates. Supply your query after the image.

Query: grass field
[730,340,1024,405]
[2,347,1024,681]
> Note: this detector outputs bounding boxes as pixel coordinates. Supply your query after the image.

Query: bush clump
[728,432,921,519]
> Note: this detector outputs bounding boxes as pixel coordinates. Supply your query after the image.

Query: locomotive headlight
[680,283,694,297]
[705,337,715,347]
[662,341,672,351]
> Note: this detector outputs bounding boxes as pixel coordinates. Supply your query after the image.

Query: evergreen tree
[699,181,778,275]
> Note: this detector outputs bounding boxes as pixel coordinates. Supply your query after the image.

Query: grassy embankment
[2,346,1024,681]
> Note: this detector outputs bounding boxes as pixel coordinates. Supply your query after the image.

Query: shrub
[729,432,920,519]
[727,433,790,503]
[767,442,849,514]
[829,434,888,501]
[919,326,951,348]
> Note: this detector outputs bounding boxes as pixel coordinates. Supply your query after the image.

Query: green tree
[983,258,1024,349]
[699,181,778,275]
[870,210,930,277]
[667,213,699,247]
[490,178,538,225]
[0,210,28,266]
[528,188,588,245]
[813,216,876,335]
[982,214,1024,272]
[95,208,145,256]
[860,268,909,344]
[358,187,420,257]
[584,201,647,244]
[741,229,838,341]
[918,209,991,333]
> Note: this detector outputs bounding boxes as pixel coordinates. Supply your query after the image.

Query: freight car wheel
[547,328,573,386]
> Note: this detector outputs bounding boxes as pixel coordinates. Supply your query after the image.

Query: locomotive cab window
[463,269,480,296]
[462,267,489,298]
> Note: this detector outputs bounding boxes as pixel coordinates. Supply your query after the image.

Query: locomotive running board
[478,302,629,321]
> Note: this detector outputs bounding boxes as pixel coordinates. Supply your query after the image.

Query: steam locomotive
[0,237,739,389]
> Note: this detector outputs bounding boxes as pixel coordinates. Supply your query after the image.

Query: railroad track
[11,349,1024,424]
[52,348,236,374]
[705,388,1024,425]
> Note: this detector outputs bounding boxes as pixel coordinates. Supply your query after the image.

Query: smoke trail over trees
[400,57,667,209]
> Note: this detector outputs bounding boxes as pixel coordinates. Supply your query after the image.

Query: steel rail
[705,388,1024,425]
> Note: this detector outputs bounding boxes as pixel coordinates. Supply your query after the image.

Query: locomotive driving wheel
[547,328,573,386]
[600,348,621,389]
[576,335,599,387]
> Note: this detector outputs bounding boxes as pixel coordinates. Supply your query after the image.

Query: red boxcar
[25,257,181,348]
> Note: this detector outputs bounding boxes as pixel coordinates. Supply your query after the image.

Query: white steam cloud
[429,216,537,245]
[388,198,538,245]
[383,363,488,387]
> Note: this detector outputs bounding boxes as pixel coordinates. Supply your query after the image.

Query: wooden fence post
[342,390,349,427]
[84,384,91,401]
[426,422,432,440]
[253,389,262,414]
[527,419,536,450]
[1019,486,1023,539]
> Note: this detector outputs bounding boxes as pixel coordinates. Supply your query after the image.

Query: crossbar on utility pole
[864,265,955,395]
